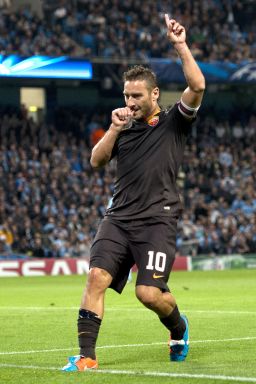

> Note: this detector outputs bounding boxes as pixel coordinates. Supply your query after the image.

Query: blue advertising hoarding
[149,59,256,84]
[0,54,255,84]
[0,55,93,80]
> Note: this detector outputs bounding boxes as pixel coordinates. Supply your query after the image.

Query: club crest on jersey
[148,116,159,127]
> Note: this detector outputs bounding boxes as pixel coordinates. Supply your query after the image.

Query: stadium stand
[0,0,255,62]
[0,106,255,258]
[0,1,80,56]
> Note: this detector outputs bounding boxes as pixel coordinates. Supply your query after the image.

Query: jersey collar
[144,106,161,124]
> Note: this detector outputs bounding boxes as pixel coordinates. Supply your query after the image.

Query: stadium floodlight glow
[0,55,93,79]
[29,106,38,112]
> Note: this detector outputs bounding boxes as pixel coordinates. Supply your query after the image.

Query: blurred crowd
[0,107,112,258]
[0,0,255,62]
[177,114,256,256]
[0,106,256,258]
[0,1,80,56]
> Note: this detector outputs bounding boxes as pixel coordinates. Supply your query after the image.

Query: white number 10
[146,251,166,272]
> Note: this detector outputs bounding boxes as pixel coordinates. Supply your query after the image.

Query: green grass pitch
[0,269,256,384]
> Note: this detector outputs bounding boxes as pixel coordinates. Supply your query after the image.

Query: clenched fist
[110,107,133,133]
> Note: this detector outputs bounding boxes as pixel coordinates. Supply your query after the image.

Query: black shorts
[90,216,178,294]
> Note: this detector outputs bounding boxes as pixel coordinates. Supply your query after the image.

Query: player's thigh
[90,238,129,278]
[90,218,134,293]
[132,218,177,291]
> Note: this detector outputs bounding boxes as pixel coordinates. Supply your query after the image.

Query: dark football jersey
[106,103,193,219]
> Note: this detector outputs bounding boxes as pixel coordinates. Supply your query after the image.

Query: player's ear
[152,87,159,100]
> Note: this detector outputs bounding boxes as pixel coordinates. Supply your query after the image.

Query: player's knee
[87,267,112,293]
[135,285,159,309]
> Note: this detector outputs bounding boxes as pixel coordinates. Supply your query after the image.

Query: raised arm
[90,107,132,168]
[165,14,205,109]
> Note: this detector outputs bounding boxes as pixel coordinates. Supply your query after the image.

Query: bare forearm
[174,42,205,93]
[90,125,119,168]
[91,107,132,168]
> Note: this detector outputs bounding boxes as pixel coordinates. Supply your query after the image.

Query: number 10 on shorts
[146,251,166,272]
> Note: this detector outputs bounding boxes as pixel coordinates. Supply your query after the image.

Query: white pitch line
[0,348,75,355]
[0,306,256,315]
[188,310,256,315]
[1,336,256,356]
[0,364,256,382]
[96,369,256,383]
[0,363,57,371]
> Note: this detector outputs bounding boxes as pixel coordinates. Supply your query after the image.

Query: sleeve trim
[178,98,200,118]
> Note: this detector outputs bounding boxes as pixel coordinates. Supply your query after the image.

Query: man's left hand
[165,14,186,45]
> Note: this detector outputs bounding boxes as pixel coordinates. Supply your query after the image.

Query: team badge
[148,116,159,127]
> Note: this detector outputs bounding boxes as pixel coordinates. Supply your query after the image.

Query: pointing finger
[165,14,176,29]
[164,13,170,27]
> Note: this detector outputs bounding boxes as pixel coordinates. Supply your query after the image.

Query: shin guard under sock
[78,309,102,359]
[159,305,186,340]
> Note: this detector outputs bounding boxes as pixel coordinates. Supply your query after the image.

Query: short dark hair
[123,65,158,91]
